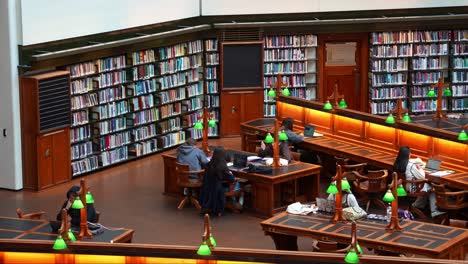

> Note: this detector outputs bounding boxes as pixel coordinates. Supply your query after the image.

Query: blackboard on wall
[222,42,263,89]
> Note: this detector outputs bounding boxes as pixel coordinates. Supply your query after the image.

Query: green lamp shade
[458,130,468,141]
[344,250,359,264]
[443,87,452,96]
[86,192,95,204]
[382,189,395,202]
[208,119,216,127]
[385,114,395,124]
[68,230,77,242]
[356,243,363,254]
[267,89,276,97]
[197,242,211,256]
[323,100,333,110]
[282,87,291,96]
[397,184,407,197]
[264,133,274,144]
[402,113,411,123]
[341,179,351,190]
[427,89,436,97]
[53,236,67,250]
[209,235,217,247]
[326,183,339,194]
[339,99,348,109]
[194,121,204,130]
[278,130,289,141]
[71,198,84,209]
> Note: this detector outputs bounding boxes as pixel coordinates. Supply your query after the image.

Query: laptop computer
[304,124,316,138]
[425,158,442,173]
[229,153,248,171]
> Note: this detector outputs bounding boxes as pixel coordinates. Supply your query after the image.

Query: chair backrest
[353,170,388,193]
[401,176,429,198]
[432,183,468,210]
[175,162,203,187]
[16,208,45,220]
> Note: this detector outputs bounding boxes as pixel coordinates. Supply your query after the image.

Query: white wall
[20,0,200,46]
[201,0,468,15]
[0,0,23,190]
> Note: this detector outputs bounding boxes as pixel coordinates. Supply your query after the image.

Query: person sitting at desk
[177,138,209,197]
[200,147,243,216]
[327,188,361,209]
[258,141,292,162]
[282,117,321,165]
[393,146,445,218]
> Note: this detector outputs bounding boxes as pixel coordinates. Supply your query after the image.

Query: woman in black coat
[199,147,235,216]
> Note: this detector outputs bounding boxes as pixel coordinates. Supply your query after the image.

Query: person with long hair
[199,147,242,216]
[393,146,444,218]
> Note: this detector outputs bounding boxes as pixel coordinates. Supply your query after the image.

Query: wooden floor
[0,137,322,250]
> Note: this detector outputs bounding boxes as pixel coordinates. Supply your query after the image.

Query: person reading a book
[393,146,445,218]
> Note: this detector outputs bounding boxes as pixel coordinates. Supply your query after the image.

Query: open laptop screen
[426,159,441,171]
[304,124,315,138]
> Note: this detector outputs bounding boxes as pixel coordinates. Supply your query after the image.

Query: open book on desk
[429,170,454,177]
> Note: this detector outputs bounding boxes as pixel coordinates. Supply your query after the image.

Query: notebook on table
[424,158,442,173]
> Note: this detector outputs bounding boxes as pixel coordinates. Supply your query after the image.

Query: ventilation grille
[38,76,71,131]
[220,29,264,42]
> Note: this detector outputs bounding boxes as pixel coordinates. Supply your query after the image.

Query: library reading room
[1,0,468,263]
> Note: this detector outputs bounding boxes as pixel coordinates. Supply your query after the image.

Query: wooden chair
[175,162,204,210]
[400,173,431,219]
[432,183,468,225]
[312,240,349,253]
[352,170,388,212]
[334,156,367,180]
[16,208,45,219]
[224,178,243,213]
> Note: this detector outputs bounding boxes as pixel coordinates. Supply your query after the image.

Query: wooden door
[319,33,369,112]
[37,134,53,189]
[52,128,71,185]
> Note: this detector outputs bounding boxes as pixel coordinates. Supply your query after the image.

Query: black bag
[246,164,272,174]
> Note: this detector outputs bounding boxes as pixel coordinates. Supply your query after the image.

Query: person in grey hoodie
[176,138,209,182]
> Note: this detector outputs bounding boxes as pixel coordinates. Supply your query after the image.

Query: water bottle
[386,205,392,222]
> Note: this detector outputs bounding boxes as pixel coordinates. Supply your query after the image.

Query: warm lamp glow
[71,198,84,209]
[402,113,411,123]
[268,89,276,97]
[323,100,333,110]
[282,87,291,96]
[458,130,468,141]
[264,133,274,143]
[382,189,395,202]
[197,242,211,256]
[52,236,67,250]
[339,99,348,108]
[385,114,395,125]
[326,183,338,194]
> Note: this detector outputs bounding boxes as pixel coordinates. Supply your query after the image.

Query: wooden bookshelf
[263,34,317,117]
[451,29,468,112]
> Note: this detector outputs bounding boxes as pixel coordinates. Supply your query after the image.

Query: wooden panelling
[433,138,468,171]
[398,130,431,158]
[220,90,263,136]
[304,108,332,134]
[52,128,71,185]
[333,115,363,141]
[278,103,305,128]
[365,122,396,151]
[36,135,54,189]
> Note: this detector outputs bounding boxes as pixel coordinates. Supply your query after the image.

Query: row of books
[411,99,448,112]
[413,43,448,56]
[132,139,159,157]
[133,123,158,142]
[131,94,156,112]
[263,104,276,117]
[187,83,203,97]
[159,54,202,75]
[131,49,156,65]
[371,45,412,58]
[70,125,91,143]
[206,53,219,65]
[72,110,89,127]
[72,156,99,176]
[370,87,407,100]
[188,128,202,140]
[183,97,203,112]
[370,101,405,114]
[412,57,448,70]
[159,117,181,134]
[371,59,408,72]
[264,48,308,61]
[97,117,128,135]
[453,98,468,110]
[372,73,407,86]
[453,44,468,55]
[158,69,199,90]
[453,58,468,69]
[264,62,308,74]
[132,108,160,126]
[94,101,129,120]
[132,79,159,96]
[71,93,98,110]
[101,146,128,167]
[371,31,451,44]
[207,95,219,108]
[98,70,127,88]
[159,131,186,149]
[71,141,95,160]
[160,102,182,119]
[452,72,468,83]
[411,86,438,97]
[99,86,127,104]
[68,55,128,79]
[454,30,468,41]
[159,40,202,60]
[99,131,131,151]
[71,78,97,95]
[160,87,186,104]
[411,72,444,84]
[132,64,156,81]
[205,67,217,80]
[264,35,317,48]
[452,85,468,96]
[205,39,218,52]
[207,81,218,93]
[264,75,309,88]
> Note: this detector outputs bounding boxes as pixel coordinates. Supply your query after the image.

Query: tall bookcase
[369,32,411,114]
[409,30,450,113]
[452,29,468,112]
[67,39,219,177]
[263,34,318,117]
[369,30,468,115]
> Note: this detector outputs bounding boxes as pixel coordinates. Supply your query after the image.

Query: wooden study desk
[0,216,134,243]
[162,149,321,217]
[261,212,468,260]
[241,118,468,190]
